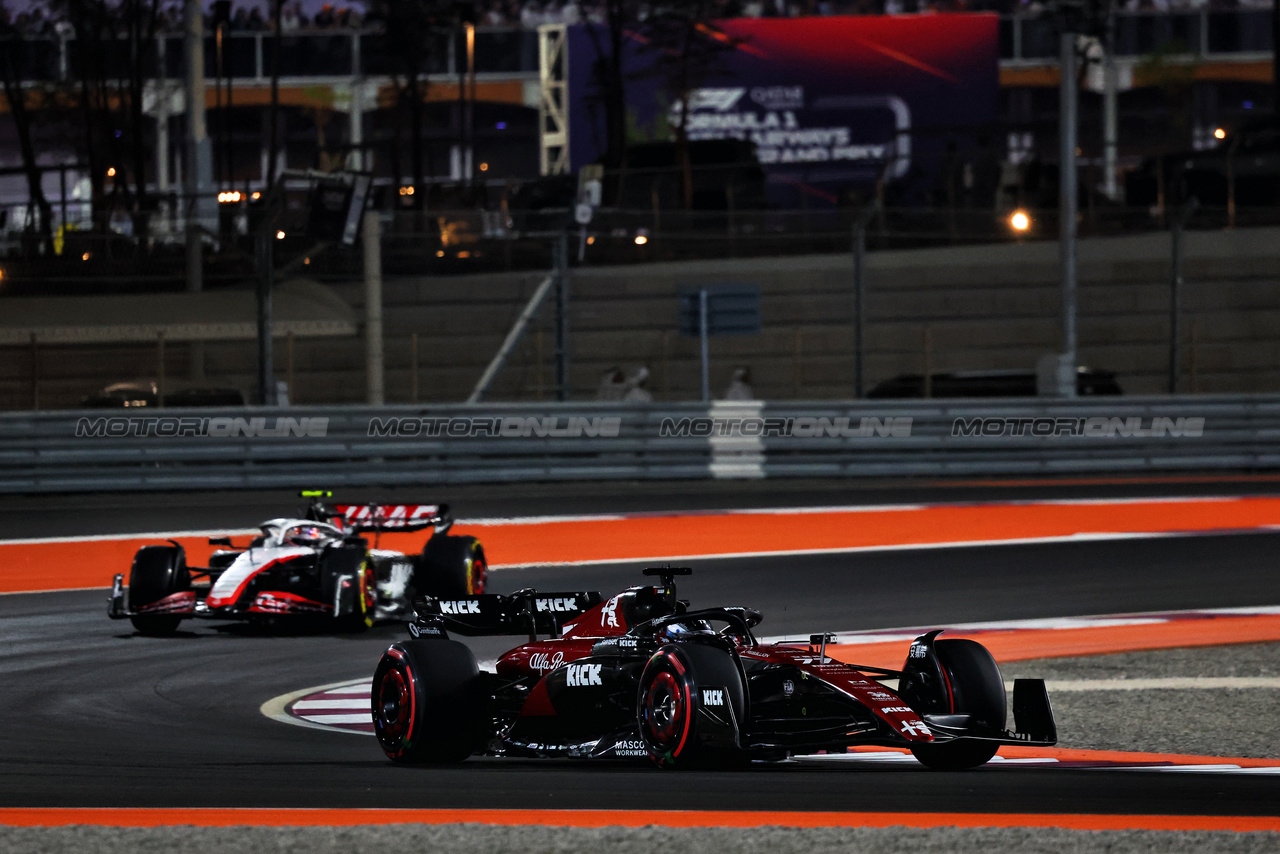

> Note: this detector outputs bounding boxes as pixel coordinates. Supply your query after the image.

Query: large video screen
[566,14,999,207]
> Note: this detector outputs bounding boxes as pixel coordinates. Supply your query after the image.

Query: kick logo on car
[566,663,603,686]
[536,597,578,613]
[439,600,481,615]
[701,689,725,706]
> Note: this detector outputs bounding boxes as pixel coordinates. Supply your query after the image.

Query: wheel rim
[643,670,685,748]
[468,553,487,595]
[359,565,376,614]
[377,667,412,742]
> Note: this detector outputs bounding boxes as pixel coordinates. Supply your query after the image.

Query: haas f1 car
[109,492,487,636]
[371,567,1057,770]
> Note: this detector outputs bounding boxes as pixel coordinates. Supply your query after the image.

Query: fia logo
[782,679,795,697]
[440,600,480,615]
[566,663,603,686]
[701,688,725,706]
[600,596,621,629]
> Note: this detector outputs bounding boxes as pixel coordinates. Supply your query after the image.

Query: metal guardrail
[0,396,1278,494]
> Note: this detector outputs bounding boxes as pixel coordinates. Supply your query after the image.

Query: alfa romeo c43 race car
[371,567,1057,769]
[109,492,487,635]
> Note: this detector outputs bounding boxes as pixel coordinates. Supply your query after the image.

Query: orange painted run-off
[6,496,1280,595]
[1,807,1277,831]
[827,614,1280,671]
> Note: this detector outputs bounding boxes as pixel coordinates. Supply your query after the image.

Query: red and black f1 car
[108,492,487,636]
[371,567,1057,770]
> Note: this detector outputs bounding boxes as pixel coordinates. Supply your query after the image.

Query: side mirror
[208,536,233,547]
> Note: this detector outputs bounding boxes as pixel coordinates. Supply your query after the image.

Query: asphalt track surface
[9,475,1280,539]
[3,479,1280,819]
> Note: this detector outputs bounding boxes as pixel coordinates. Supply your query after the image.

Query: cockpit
[256,518,345,549]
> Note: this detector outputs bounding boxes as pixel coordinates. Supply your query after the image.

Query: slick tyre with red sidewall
[338,562,376,633]
[910,638,1005,770]
[372,640,485,763]
[637,642,746,768]
[127,545,192,636]
[420,535,487,597]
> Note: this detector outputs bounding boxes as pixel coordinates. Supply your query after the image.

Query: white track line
[258,678,372,737]
[803,754,1280,774]
[291,699,368,710]
[489,531,1221,570]
[0,528,259,546]
[761,605,1280,647]
[296,714,371,725]
[319,683,373,695]
[1034,677,1280,691]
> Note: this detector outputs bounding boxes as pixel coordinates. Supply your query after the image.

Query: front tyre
[910,638,1005,770]
[127,545,192,636]
[637,642,746,768]
[420,535,487,597]
[371,640,485,763]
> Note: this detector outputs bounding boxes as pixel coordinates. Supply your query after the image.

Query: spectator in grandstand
[313,3,336,28]
[281,1,304,30]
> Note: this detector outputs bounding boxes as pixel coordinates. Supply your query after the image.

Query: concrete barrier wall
[3,228,1278,409]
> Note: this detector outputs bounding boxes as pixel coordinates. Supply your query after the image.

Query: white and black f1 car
[109,492,487,636]
[371,567,1057,770]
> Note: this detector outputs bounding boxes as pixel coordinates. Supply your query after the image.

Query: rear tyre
[910,638,1005,770]
[338,562,376,632]
[371,640,485,763]
[420,535,487,597]
[637,642,746,769]
[127,545,191,636]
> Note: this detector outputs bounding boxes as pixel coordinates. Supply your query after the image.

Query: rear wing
[299,491,453,533]
[411,589,603,639]
[331,502,452,533]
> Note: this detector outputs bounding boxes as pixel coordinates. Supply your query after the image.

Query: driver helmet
[659,619,714,639]
[287,525,331,547]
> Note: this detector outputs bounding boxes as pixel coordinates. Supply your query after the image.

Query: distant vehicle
[108,493,487,636]
[867,368,1122,399]
[79,381,245,408]
[1127,121,1280,208]
[371,566,1058,769]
